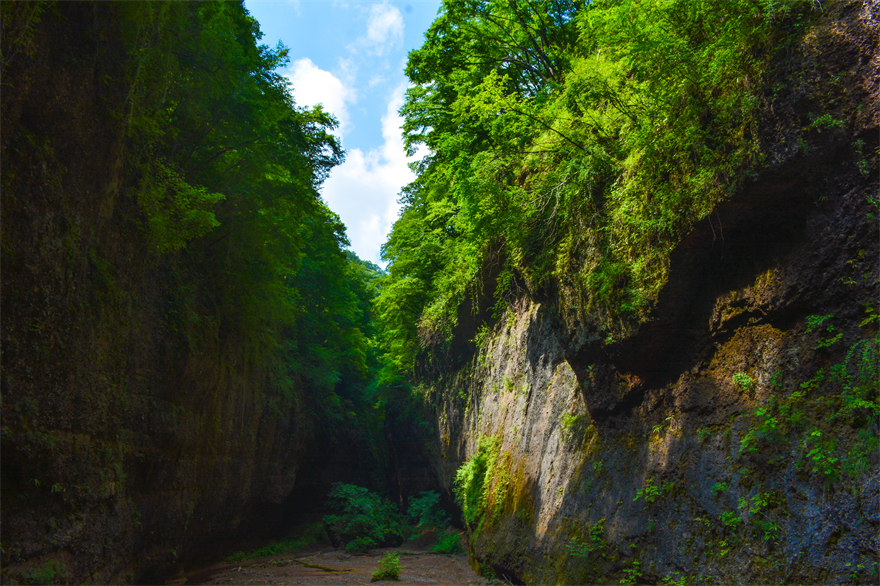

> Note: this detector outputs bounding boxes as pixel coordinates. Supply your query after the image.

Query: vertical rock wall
[429,174,877,584]
[422,3,879,583]
[0,4,315,582]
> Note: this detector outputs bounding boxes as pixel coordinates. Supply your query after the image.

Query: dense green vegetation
[20,0,397,445]
[737,314,879,486]
[378,0,817,373]
[453,436,503,528]
[322,484,460,553]
[324,482,406,552]
[110,1,383,406]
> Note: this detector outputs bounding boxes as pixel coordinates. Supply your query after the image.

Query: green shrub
[739,405,780,455]
[720,510,742,529]
[805,314,843,349]
[472,324,490,348]
[323,483,403,553]
[802,430,840,486]
[562,413,589,440]
[634,478,660,504]
[662,572,687,586]
[345,536,378,553]
[566,518,606,558]
[371,552,401,582]
[406,491,448,533]
[738,492,782,542]
[805,112,845,131]
[650,416,673,437]
[711,482,728,497]
[432,530,464,554]
[732,372,754,394]
[621,560,643,586]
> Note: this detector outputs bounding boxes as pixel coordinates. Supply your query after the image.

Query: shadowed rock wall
[0,4,367,583]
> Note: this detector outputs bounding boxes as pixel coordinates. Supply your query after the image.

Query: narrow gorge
[1,1,877,585]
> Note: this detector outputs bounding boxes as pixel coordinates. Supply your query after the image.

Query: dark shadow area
[565,133,864,421]
[610,172,812,388]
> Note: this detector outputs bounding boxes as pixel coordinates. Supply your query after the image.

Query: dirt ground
[166,545,493,586]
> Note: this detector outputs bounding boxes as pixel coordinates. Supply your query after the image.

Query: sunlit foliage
[379,0,815,373]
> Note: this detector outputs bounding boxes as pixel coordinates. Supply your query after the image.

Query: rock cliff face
[1,2,877,584]
[0,4,375,583]
[420,3,879,583]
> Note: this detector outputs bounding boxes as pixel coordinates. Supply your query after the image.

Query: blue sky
[244,0,442,266]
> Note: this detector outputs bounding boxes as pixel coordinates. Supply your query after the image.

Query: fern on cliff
[454,436,504,528]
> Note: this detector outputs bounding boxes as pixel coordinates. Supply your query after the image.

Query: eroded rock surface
[417,4,879,583]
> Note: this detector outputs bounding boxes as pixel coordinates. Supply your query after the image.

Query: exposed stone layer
[428,181,878,583]
[421,3,879,583]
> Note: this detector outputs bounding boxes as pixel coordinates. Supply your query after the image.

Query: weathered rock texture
[420,2,879,584]
[0,4,375,583]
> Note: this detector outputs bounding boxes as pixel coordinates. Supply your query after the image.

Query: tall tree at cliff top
[378,0,815,375]
[116,1,377,403]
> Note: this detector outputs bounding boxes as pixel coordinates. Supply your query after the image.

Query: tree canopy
[378,0,816,375]
[111,1,386,410]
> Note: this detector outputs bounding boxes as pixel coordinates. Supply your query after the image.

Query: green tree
[379,0,815,374]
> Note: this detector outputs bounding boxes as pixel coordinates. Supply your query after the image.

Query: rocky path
[166,546,492,586]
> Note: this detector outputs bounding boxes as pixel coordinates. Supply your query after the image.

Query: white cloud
[286,58,356,136]
[367,73,388,89]
[367,3,404,49]
[320,84,420,266]
[349,2,404,57]
[335,57,358,87]
[282,4,418,264]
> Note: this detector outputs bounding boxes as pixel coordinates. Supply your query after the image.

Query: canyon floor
[166,545,491,586]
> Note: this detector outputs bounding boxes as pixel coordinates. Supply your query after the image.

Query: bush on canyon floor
[371,552,401,582]
[323,483,404,553]
[432,530,464,554]
[323,485,459,554]
[407,490,449,533]
[406,490,463,553]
